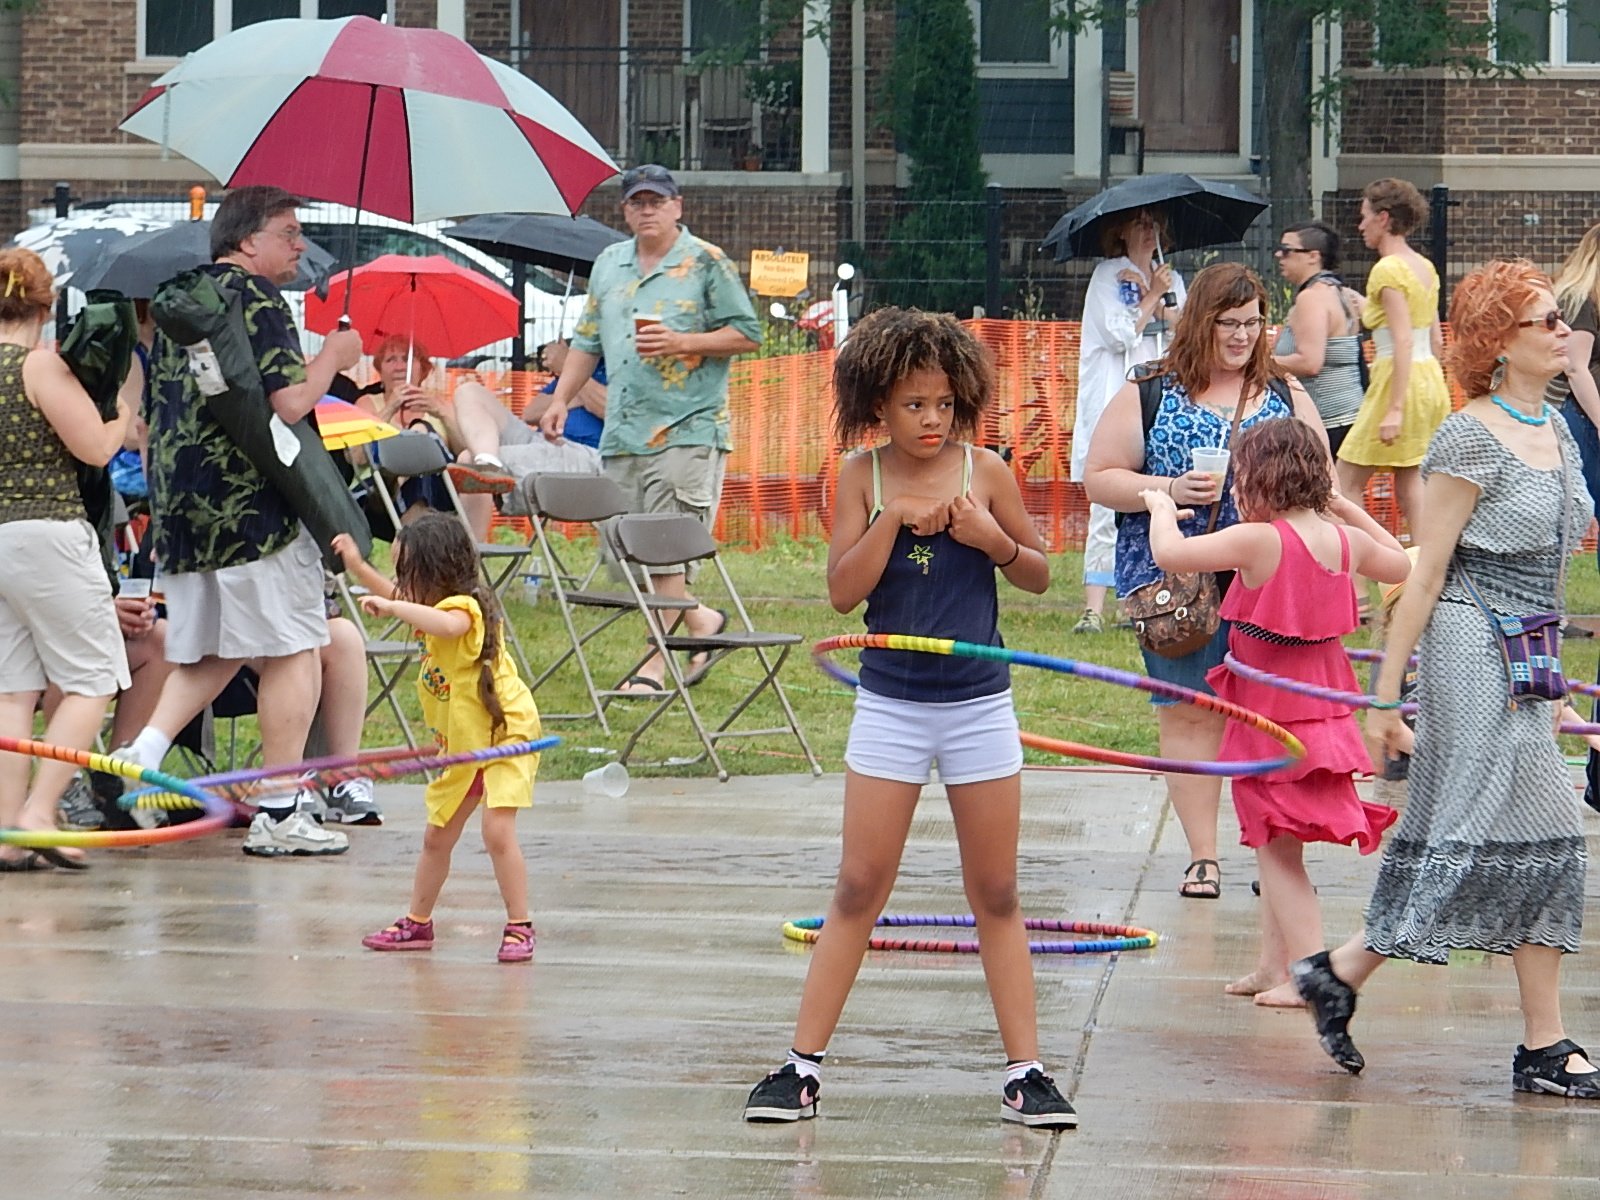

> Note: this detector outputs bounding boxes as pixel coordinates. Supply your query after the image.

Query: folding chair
[520,472,696,735]
[609,513,822,782]
[360,430,537,681]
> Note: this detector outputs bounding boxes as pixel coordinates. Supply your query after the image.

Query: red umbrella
[118,16,616,224]
[304,255,518,358]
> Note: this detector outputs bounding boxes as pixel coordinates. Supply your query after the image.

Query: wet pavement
[3,769,1599,1199]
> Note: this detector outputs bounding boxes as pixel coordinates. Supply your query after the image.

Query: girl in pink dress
[1142,417,1412,1006]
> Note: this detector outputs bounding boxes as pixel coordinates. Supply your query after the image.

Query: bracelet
[1369,699,1403,710]
[997,539,1021,569]
[1167,477,1176,497]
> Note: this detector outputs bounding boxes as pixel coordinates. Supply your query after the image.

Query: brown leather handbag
[1124,569,1222,658]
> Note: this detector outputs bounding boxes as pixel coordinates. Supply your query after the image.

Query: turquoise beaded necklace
[1490,393,1550,426]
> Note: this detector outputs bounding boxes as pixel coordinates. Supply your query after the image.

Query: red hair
[372,333,433,384]
[1232,417,1333,517]
[1143,262,1283,400]
[1446,258,1552,399]
[0,248,54,323]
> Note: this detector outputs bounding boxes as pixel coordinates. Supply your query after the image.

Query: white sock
[472,452,507,470]
[1005,1060,1043,1087]
[122,729,173,771]
[787,1048,824,1080]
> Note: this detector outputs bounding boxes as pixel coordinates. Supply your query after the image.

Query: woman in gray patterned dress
[1293,259,1600,1099]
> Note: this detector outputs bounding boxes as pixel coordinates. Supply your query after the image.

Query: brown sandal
[1179,858,1220,899]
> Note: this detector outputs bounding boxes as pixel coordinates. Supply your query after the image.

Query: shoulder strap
[1204,389,1250,535]
[961,443,973,495]
[1137,373,1165,438]
[869,447,883,517]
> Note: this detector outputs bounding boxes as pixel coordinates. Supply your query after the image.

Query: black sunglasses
[1272,244,1313,256]
[1517,311,1564,332]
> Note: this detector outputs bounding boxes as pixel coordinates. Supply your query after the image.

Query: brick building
[0,1,1595,310]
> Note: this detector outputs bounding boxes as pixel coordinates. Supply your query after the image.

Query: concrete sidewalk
[1,769,1596,1198]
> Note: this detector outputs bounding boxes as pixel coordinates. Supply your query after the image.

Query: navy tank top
[857,444,1010,703]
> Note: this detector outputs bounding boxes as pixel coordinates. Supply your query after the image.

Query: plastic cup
[633,314,656,337]
[1191,447,1230,488]
[581,761,629,798]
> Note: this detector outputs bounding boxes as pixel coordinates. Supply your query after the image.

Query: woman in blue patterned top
[744,308,1076,1131]
[1085,263,1327,900]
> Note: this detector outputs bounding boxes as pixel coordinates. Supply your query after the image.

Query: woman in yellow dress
[1336,178,1450,533]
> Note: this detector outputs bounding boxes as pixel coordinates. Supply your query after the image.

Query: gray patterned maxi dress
[1364,411,1593,963]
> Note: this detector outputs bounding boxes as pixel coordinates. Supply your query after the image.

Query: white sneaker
[293,784,328,823]
[325,778,383,826]
[241,810,349,857]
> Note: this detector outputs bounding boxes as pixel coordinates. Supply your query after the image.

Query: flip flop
[616,674,666,697]
[31,846,90,871]
[1179,858,1220,899]
[0,851,55,872]
[683,608,729,687]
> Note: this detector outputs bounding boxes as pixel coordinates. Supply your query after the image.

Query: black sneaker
[1513,1039,1600,1098]
[1001,1068,1078,1129]
[1291,951,1364,1074]
[743,1063,819,1122]
[58,775,104,831]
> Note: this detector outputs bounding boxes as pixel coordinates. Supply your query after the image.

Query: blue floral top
[1114,376,1295,597]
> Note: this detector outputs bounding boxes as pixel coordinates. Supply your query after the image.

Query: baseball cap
[622,164,680,200]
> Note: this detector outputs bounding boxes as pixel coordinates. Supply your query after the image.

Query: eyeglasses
[1272,244,1313,256]
[1516,311,1565,332]
[258,225,305,246]
[1215,317,1266,332]
[624,194,673,212]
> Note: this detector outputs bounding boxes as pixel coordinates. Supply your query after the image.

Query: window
[141,0,388,60]
[1496,0,1600,65]
[976,0,1055,65]
[689,0,760,52]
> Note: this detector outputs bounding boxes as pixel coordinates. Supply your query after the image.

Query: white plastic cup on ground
[582,761,630,798]
[1191,447,1230,490]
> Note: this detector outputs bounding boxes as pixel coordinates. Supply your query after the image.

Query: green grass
[343,536,1600,781]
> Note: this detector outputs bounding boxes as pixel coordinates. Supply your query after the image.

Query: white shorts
[0,518,129,696]
[844,687,1023,786]
[163,527,330,665]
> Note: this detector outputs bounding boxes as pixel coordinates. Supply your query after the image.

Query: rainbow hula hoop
[782,914,1158,955]
[126,737,562,809]
[1225,650,1600,735]
[0,738,231,850]
[812,634,1305,777]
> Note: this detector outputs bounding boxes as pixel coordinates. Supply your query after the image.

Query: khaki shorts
[163,527,330,665]
[0,518,130,696]
[603,446,727,579]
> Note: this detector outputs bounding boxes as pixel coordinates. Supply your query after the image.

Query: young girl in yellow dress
[332,516,541,963]
[1336,177,1451,533]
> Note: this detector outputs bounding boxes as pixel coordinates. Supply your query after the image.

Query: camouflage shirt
[570,225,760,457]
[148,263,306,574]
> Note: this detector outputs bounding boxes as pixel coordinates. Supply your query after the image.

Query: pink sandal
[362,915,434,951]
[498,922,536,963]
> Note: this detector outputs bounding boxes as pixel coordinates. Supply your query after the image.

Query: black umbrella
[69,220,336,297]
[443,212,626,275]
[1041,173,1270,261]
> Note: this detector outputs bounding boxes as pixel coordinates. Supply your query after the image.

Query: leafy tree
[876,0,987,314]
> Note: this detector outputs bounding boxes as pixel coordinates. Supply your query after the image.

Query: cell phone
[120,578,152,600]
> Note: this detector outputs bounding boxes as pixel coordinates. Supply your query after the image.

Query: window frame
[136,0,390,63]
[1494,0,1600,66]
[968,0,1068,78]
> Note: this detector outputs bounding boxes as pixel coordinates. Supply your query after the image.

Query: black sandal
[1513,1039,1600,1098]
[1179,858,1221,899]
[1291,951,1364,1074]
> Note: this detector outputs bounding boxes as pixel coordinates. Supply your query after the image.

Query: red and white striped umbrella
[119,16,617,224]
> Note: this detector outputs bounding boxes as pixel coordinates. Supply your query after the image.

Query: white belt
[1371,327,1433,360]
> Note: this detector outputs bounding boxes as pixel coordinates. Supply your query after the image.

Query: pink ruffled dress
[1205,520,1396,853]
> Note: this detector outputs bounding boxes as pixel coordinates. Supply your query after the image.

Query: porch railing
[486,44,802,174]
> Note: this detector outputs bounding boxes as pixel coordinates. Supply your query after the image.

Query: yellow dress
[1337,255,1451,469]
[417,595,541,826]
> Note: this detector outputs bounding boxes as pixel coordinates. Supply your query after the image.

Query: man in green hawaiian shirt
[124,185,363,857]
[539,165,761,693]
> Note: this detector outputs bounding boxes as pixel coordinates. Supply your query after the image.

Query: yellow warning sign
[749,249,811,297]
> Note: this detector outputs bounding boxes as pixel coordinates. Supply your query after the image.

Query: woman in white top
[1071,208,1186,633]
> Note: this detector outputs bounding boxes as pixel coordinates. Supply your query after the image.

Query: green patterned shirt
[148,263,307,573]
[570,225,760,457]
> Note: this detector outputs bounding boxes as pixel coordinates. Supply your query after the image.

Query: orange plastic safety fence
[441,325,1596,553]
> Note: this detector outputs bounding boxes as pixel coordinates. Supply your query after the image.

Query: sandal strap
[1534,1038,1587,1061]
[501,924,535,944]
